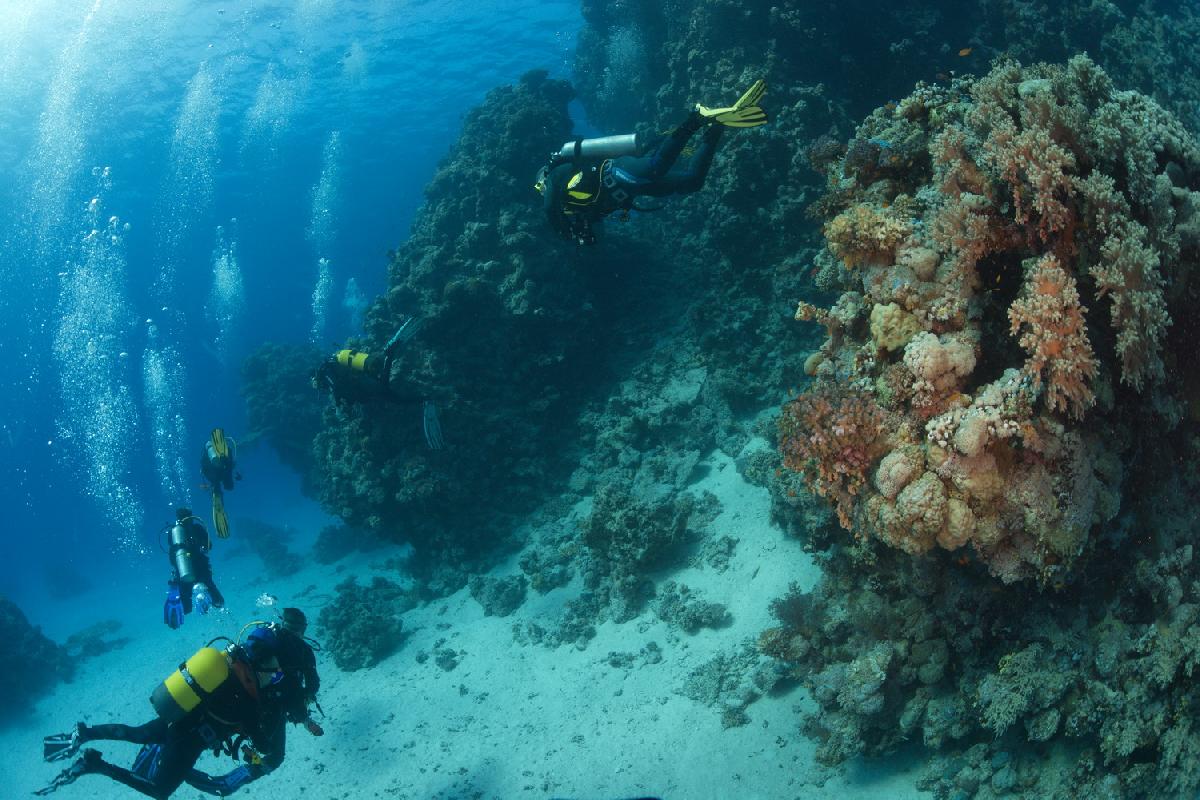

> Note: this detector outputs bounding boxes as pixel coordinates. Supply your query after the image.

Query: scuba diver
[269,607,323,734]
[185,610,325,795]
[200,428,240,540]
[162,508,225,629]
[312,315,445,450]
[534,79,768,245]
[38,627,291,798]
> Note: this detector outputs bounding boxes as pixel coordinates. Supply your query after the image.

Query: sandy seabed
[5,443,928,800]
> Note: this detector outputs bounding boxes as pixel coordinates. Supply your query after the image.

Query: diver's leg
[657,124,723,194]
[82,718,169,746]
[257,712,288,771]
[88,733,203,799]
[643,112,706,179]
[85,754,172,799]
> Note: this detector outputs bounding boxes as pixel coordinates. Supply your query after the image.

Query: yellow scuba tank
[335,349,370,371]
[150,646,231,723]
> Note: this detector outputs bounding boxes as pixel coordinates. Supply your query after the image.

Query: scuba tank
[169,523,196,583]
[150,646,232,723]
[555,133,643,162]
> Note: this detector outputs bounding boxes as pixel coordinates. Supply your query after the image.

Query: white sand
[6,443,928,799]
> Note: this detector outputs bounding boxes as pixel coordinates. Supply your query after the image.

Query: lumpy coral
[783,56,1198,584]
[318,577,413,671]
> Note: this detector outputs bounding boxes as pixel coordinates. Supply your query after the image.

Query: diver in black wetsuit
[311,316,444,449]
[38,635,287,799]
[535,79,768,245]
[162,509,225,629]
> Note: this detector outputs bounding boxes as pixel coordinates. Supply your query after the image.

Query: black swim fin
[42,726,81,763]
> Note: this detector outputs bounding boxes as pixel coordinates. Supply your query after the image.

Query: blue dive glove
[193,583,212,615]
[164,585,185,629]
[186,764,259,796]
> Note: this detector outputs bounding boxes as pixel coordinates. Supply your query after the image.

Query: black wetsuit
[200,443,234,492]
[273,629,321,723]
[77,662,267,800]
[168,519,225,613]
[543,111,722,243]
[185,626,319,795]
[314,348,424,408]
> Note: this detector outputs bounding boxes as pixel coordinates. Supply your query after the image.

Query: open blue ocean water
[0,0,581,613]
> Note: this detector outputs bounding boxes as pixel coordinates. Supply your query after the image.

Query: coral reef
[653,581,730,633]
[0,594,71,724]
[762,56,1200,796]
[782,56,1198,584]
[301,70,639,593]
[763,453,1200,797]
[317,576,413,671]
[467,574,528,617]
[580,485,694,623]
[679,641,787,729]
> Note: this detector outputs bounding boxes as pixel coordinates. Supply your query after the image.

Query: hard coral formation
[765,467,1200,798]
[784,56,1199,584]
[318,577,413,672]
[0,594,71,724]
[580,485,694,623]
[467,574,528,618]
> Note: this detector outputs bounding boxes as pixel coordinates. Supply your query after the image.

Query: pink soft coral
[779,386,887,530]
[1008,253,1098,419]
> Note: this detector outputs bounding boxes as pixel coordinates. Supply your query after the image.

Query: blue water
[0,0,581,609]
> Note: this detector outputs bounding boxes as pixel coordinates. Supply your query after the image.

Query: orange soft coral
[779,386,887,530]
[1008,253,1098,419]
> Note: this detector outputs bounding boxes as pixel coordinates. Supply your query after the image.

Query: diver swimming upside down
[535,79,768,245]
[311,315,445,450]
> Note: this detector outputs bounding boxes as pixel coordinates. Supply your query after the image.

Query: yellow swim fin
[212,491,230,540]
[211,428,229,461]
[696,79,769,127]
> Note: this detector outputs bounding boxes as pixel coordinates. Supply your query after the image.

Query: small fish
[958,47,973,57]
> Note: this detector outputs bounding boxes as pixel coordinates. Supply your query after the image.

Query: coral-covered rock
[783,57,1196,583]
[0,594,71,724]
[468,574,528,617]
[318,577,413,671]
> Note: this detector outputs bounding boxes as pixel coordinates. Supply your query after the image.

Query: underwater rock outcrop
[0,594,71,724]
[467,574,528,617]
[313,523,382,565]
[234,517,303,578]
[306,70,632,592]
